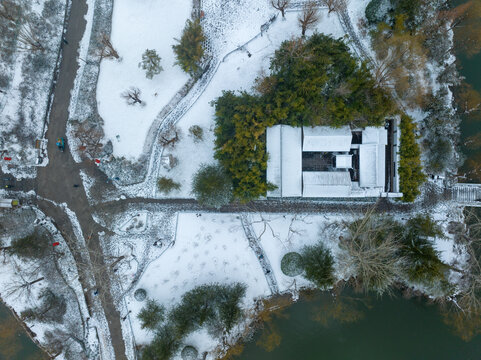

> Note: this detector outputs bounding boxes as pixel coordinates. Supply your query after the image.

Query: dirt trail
[35,0,128,358]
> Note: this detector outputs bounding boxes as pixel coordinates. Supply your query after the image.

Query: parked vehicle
[0,199,19,208]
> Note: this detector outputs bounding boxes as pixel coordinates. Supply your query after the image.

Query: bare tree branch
[298,1,320,36]
[271,0,290,18]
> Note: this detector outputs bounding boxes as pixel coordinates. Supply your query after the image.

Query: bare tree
[121,87,143,105]
[271,0,290,18]
[72,121,104,159]
[4,262,45,300]
[298,1,320,36]
[18,21,45,52]
[97,33,119,60]
[159,125,182,148]
[321,0,346,14]
[0,0,21,24]
[455,209,481,316]
[337,206,403,296]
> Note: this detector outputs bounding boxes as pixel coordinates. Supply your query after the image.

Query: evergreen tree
[191,164,233,208]
[141,325,181,360]
[217,283,246,332]
[398,115,426,202]
[9,229,50,259]
[400,215,448,285]
[172,18,205,76]
[157,176,181,194]
[300,242,335,289]
[139,49,163,79]
[138,299,165,330]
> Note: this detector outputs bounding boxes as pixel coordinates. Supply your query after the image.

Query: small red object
[52,242,60,247]
[3,157,12,161]
[94,159,101,164]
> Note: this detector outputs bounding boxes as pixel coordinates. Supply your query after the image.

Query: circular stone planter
[134,288,147,301]
[281,252,303,277]
[181,345,199,360]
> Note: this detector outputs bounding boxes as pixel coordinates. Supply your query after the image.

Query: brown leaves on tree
[271,0,290,18]
[72,121,104,159]
[97,33,119,60]
[298,1,320,36]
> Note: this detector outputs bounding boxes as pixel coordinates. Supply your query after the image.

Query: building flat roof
[266,125,302,197]
[359,144,385,188]
[302,171,351,197]
[303,126,352,152]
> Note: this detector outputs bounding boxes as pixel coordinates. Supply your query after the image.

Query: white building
[266,124,401,198]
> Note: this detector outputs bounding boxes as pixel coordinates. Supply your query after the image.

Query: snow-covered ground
[0,205,102,360]
[96,0,191,159]
[0,0,66,178]
[125,213,270,346]
[250,213,347,293]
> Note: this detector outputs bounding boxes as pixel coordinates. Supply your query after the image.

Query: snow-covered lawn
[126,213,270,344]
[250,213,347,292]
[156,10,344,197]
[96,0,191,159]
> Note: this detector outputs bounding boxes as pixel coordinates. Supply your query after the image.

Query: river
[459,50,481,182]
[0,304,47,360]
[239,290,481,360]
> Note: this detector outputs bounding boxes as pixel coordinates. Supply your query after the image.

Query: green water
[0,305,47,360]
[240,291,481,360]
[459,51,481,181]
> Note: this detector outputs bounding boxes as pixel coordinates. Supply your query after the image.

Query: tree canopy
[398,114,425,202]
[172,18,205,76]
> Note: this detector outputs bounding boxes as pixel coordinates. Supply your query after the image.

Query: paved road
[93,196,414,215]
[35,0,128,359]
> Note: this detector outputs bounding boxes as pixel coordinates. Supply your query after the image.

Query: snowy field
[155,9,344,197]
[96,0,191,159]
[125,213,270,346]
[250,213,347,292]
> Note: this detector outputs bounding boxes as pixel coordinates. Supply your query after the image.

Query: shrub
[157,177,181,194]
[9,229,50,259]
[191,164,233,208]
[172,18,205,76]
[159,126,181,149]
[134,288,147,301]
[181,346,198,360]
[400,215,448,285]
[280,252,303,277]
[138,299,165,330]
[188,125,204,142]
[139,49,163,79]
[365,0,390,25]
[398,115,426,202]
[300,243,335,288]
[141,324,181,360]
[169,283,246,337]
